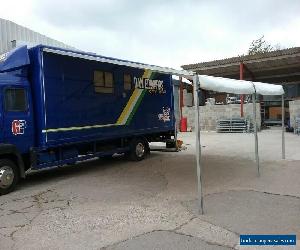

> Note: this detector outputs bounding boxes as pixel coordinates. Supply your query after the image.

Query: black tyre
[0,159,19,195]
[129,138,149,161]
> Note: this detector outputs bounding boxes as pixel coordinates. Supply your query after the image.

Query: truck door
[2,86,34,153]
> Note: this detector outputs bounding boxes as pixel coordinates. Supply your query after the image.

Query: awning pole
[193,74,203,215]
[252,93,260,177]
[240,62,244,117]
[282,94,286,159]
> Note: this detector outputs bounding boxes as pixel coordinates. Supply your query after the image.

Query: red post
[240,62,244,117]
[180,117,187,132]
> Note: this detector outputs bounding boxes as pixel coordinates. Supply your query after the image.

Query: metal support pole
[179,76,184,119]
[282,94,286,159]
[240,62,244,117]
[193,74,203,215]
[252,93,260,176]
[173,84,178,149]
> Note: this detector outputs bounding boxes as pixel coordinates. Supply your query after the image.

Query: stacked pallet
[295,117,300,135]
[217,118,250,133]
[289,100,300,130]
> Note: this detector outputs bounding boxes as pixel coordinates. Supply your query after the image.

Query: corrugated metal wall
[0,18,74,54]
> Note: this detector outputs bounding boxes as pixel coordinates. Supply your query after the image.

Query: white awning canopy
[198,75,284,95]
[253,81,285,96]
[192,74,286,215]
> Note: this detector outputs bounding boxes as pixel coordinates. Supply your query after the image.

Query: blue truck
[0,45,176,195]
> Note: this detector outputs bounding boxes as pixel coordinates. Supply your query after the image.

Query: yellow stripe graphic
[42,123,115,133]
[143,69,152,79]
[115,69,152,125]
[116,88,141,125]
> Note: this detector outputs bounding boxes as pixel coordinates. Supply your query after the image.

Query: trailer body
[0,45,176,194]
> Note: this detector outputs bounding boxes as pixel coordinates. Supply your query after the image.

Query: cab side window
[5,88,27,112]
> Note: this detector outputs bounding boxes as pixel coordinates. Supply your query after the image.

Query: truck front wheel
[128,138,149,161]
[0,159,19,195]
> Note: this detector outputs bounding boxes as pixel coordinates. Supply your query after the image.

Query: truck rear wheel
[0,159,19,195]
[129,138,149,161]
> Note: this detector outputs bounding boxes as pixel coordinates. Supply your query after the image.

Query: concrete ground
[1,129,300,250]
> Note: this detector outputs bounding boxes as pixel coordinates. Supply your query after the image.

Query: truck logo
[158,107,171,122]
[12,120,27,135]
[134,77,165,94]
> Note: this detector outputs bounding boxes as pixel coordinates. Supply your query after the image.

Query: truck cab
[0,48,34,195]
[0,74,34,152]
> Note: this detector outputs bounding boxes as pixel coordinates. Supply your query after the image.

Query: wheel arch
[0,144,25,178]
[131,136,150,150]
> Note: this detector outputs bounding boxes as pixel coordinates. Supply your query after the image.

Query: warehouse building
[182,48,300,127]
[0,18,74,54]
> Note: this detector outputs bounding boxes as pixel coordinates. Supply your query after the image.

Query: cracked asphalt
[1,129,300,250]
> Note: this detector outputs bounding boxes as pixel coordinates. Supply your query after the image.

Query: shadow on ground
[18,153,162,191]
[105,230,231,250]
[183,190,300,237]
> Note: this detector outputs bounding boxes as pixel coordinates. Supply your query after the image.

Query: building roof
[0,18,74,54]
[182,47,300,85]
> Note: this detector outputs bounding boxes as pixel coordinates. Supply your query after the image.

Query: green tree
[248,36,274,55]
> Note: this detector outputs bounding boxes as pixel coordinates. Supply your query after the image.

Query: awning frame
[193,75,286,214]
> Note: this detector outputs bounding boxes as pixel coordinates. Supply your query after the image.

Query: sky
[1,0,300,69]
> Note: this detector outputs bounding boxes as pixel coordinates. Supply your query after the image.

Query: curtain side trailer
[0,45,176,195]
